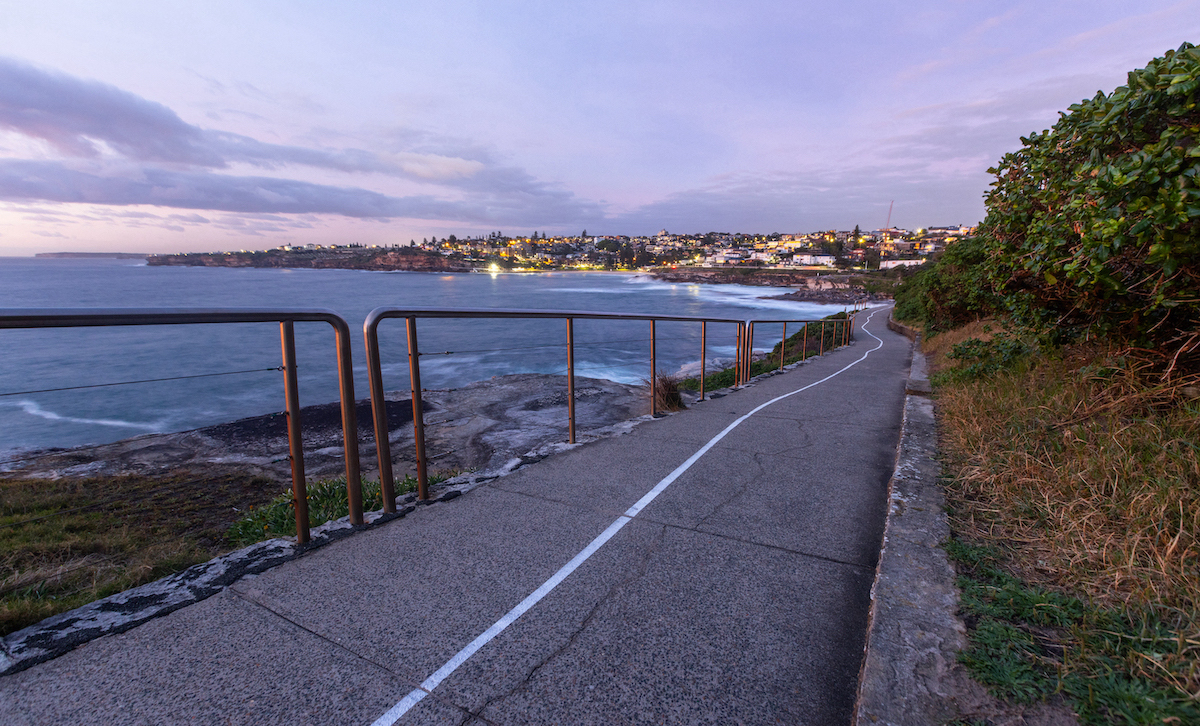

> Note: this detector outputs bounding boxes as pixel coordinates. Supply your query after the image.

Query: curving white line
[372,307,890,725]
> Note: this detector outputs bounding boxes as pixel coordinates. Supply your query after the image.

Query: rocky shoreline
[0,374,655,484]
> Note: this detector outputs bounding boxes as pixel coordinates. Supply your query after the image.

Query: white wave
[694,285,846,316]
[0,399,164,431]
[544,287,642,294]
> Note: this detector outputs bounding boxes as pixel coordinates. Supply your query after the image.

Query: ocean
[0,257,848,457]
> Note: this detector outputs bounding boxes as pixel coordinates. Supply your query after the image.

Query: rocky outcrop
[1,374,650,483]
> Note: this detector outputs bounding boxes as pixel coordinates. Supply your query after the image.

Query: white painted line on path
[372,307,889,725]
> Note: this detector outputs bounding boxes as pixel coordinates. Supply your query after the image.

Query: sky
[0,1,1196,255]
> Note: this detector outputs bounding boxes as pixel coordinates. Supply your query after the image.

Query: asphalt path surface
[0,306,911,725]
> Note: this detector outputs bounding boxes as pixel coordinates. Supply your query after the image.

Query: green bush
[892,236,1002,332]
[977,43,1200,364]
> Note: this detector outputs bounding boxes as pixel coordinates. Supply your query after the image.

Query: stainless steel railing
[0,308,363,543]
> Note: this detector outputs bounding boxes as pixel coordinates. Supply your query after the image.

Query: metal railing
[1,307,862,537]
[363,308,753,503]
[0,308,363,543]
[362,307,858,504]
[742,315,856,379]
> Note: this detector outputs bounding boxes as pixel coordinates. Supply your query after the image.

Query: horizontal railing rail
[0,307,363,543]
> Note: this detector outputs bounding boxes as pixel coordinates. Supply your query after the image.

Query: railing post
[802,321,808,361]
[566,317,576,443]
[406,316,429,501]
[333,322,363,526]
[649,319,657,416]
[820,320,826,356]
[779,322,786,371]
[364,320,395,513]
[699,321,706,401]
[279,321,310,544]
[746,321,755,382]
[734,324,742,386]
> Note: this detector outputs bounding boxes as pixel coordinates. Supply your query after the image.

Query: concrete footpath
[0,306,912,726]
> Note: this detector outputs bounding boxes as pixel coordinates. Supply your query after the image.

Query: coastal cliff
[652,267,894,303]
[147,247,473,273]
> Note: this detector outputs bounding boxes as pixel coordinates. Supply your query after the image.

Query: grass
[926,328,1200,722]
[679,313,853,392]
[225,471,452,546]
[0,469,455,637]
[949,538,1199,724]
[0,472,279,636]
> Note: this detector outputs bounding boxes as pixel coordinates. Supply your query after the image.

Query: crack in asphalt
[692,450,764,530]
[463,523,669,723]
[227,588,482,724]
[484,483,879,572]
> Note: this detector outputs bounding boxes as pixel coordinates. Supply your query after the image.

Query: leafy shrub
[940,335,1032,382]
[977,43,1200,369]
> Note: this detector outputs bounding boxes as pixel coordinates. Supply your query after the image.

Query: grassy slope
[927,322,1199,724]
[1,470,454,637]
[0,472,279,635]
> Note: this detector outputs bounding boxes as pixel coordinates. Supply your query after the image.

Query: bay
[0,257,847,456]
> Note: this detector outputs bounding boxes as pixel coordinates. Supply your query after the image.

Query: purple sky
[0,1,1196,255]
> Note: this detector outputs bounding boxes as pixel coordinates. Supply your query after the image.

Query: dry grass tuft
[921,318,1004,366]
[650,372,686,412]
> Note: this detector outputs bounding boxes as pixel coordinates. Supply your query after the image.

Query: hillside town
[148,225,974,272]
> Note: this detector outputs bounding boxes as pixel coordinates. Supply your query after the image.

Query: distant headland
[34,252,148,259]
[146,246,471,272]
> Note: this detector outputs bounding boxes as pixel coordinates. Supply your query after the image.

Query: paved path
[0,306,911,725]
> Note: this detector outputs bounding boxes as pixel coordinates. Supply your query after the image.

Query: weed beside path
[225,472,450,546]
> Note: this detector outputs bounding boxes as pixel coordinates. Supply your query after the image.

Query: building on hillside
[880,259,925,270]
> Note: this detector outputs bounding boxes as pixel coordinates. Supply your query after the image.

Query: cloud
[0,58,486,178]
[0,159,605,225]
[0,58,221,165]
[0,57,603,224]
